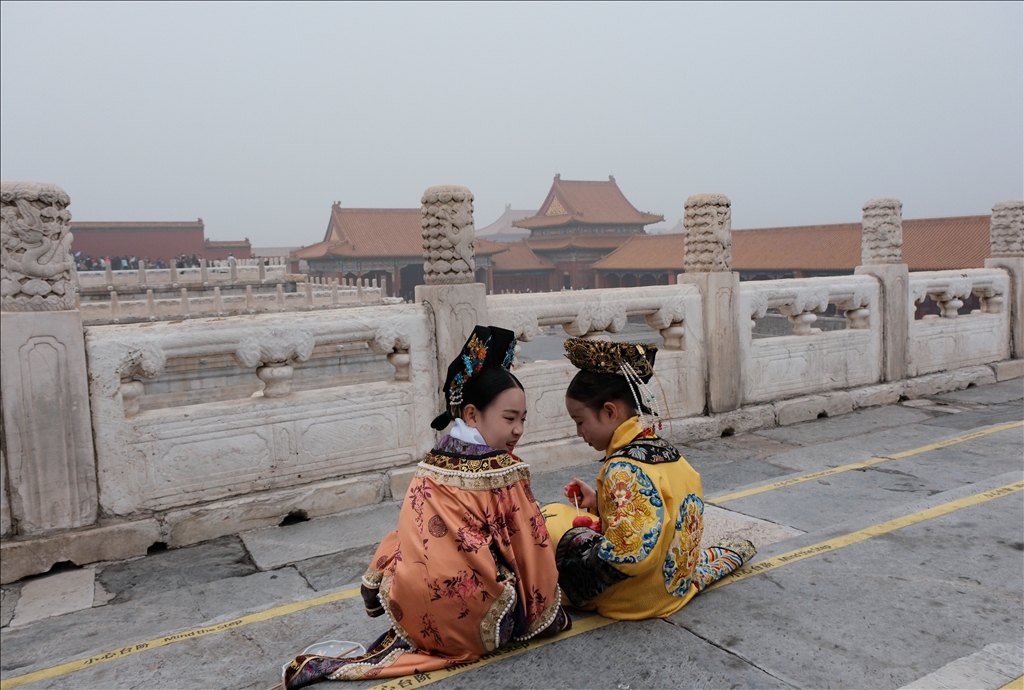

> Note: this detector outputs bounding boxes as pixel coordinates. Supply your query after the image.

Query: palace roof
[514,176,663,230]
[490,241,556,272]
[591,234,688,271]
[477,205,535,241]
[526,233,638,252]
[590,215,993,273]
[295,205,507,261]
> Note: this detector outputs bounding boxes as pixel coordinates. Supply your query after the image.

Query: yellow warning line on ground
[1000,676,1024,690]
[704,480,1023,592]
[3,456,1021,688]
[0,588,361,689]
[710,421,1022,504]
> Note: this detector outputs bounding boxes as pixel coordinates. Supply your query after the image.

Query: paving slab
[293,542,379,591]
[0,582,21,628]
[735,421,1017,475]
[9,567,95,628]
[96,536,255,604]
[678,448,799,497]
[528,458,605,507]
[0,568,313,677]
[753,404,934,447]
[13,588,390,690]
[712,438,1024,533]
[673,487,1024,690]
[933,378,1024,405]
[918,401,1023,430]
[701,505,803,550]
[413,616,794,690]
[900,642,1024,689]
[240,502,401,571]
[693,433,800,462]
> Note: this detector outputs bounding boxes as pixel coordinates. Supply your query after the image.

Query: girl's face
[463,386,527,453]
[565,397,630,452]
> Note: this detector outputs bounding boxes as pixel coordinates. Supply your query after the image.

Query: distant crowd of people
[74,254,204,272]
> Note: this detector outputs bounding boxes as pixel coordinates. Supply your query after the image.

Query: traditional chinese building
[476,204,535,242]
[513,175,664,290]
[591,215,993,285]
[293,203,506,300]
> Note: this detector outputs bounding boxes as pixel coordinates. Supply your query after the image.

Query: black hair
[430,368,525,430]
[564,370,651,415]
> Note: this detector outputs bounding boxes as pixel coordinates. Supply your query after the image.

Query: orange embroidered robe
[284,436,567,686]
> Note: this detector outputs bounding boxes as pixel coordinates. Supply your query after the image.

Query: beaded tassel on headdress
[619,361,662,432]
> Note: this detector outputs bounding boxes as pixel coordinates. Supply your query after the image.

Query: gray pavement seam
[664,618,801,689]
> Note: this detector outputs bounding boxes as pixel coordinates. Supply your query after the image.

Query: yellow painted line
[710,421,1023,504]
[704,480,1023,592]
[364,614,616,690]
[1000,676,1024,690]
[0,588,360,690]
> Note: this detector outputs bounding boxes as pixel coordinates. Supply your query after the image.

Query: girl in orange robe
[284,327,569,688]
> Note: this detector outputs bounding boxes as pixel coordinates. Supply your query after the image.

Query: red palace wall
[71,225,206,262]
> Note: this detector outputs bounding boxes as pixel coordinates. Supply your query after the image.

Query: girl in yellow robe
[545,337,755,620]
[284,327,568,688]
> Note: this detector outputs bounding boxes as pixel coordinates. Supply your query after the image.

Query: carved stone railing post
[984,200,1024,358]
[414,185,487,393]
[0,182,98,536]
[855,198,908,382]
[677,193,741,413]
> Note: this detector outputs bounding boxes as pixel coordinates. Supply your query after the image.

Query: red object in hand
[566,484,582,499]
[572,516,594,528]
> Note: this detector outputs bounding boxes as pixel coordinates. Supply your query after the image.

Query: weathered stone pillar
[854,198,909,382]
[0,182,97,536]
[676,193,741,413]
[984,200,1024,359]
[414,185,488,390]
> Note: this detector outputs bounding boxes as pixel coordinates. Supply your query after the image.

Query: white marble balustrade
[77,283,390,324]
[739,276,883,404]
[84,304,438,517]
[908,269,1011,376]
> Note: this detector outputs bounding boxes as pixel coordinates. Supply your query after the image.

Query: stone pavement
[1,380,1022,690]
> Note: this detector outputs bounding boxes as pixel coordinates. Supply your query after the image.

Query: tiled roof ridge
[733,213,991,232]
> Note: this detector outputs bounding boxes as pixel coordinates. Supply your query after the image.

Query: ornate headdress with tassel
[563,337,662,431]
[430,325,517,430]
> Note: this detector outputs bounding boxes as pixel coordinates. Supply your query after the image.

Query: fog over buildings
[1,2,1021,245]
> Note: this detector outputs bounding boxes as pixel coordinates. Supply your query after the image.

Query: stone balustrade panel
[488,286,707,450]
[84,304,438,516]
[76,264,291,289]
[739,276,883,403]
[907,269,1011,376]
[77,285,389,324]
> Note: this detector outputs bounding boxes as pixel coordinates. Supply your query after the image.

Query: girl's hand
[564,479,597,511]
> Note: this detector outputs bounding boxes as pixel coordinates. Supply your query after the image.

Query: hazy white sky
[1,2,1021,245]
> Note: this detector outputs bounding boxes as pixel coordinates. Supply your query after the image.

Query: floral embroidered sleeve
[595,460,664,575]
[555,461,666,608]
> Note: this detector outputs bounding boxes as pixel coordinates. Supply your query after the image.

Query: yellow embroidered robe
[547,417,734,620]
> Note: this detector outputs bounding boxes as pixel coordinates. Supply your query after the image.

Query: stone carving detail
[683,193,732,273]
[421,185,476,285]
[563,300,627,337]
[989,200,1023,257]
[234,328,315,368]
[0,182,77,311]
[861,198,903,265]
[742,276,874,335]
